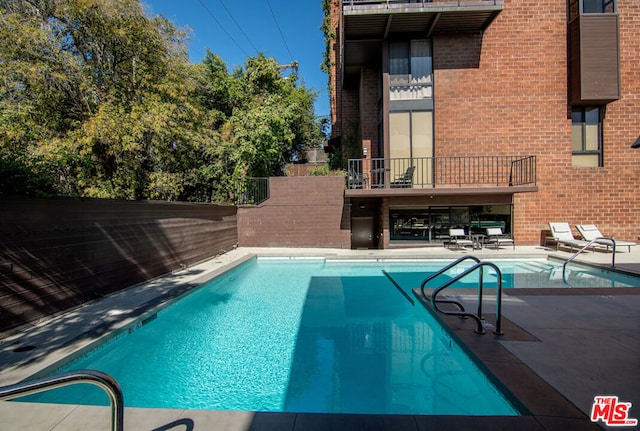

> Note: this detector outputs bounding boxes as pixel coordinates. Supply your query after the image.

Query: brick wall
[360,67,380,158]
[237,177,350,248]
[431,0,639,244]
[433,0,572,243]
[601,0,640,239]
[330,0,640,245]
[330,0,343,138]
[342,86,361,158]
[503,0,637,243]
[0,197,237,330]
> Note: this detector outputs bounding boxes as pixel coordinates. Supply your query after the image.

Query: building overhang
[342,0,504,85]
[345,185,537,199]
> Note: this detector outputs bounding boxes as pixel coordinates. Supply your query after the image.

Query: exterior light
[632,136,640,148]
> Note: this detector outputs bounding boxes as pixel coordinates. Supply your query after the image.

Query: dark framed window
[582,0,616,13]
[569,0,616,21]
[389,206,511,243]
[571,106,602,167]
[388,40,433,102]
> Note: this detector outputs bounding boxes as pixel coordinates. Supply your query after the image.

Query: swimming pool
[21,257,526,416]
[322,257,638,290]
[21,256,638,414]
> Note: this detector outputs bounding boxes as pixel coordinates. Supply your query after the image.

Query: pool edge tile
[294,413,418,431]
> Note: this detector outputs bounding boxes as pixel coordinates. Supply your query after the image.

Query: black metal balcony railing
[347,156,536,190]
[237,177,270,205]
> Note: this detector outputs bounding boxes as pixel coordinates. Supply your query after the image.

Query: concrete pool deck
[1,245,639,430]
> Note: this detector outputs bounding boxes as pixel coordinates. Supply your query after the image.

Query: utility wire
[216,0,259,53]
[264,0,294,62]
[197,0,249,57]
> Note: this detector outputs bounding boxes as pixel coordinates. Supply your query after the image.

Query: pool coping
[0,253,256,386]
[2,246,638,430]
[413,288,603,430]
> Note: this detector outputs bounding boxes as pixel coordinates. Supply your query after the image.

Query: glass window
[571,107,602,167]
[410,40,432,85]
[571,117,584,153]
[411,111,432,159]
[389,112,411,160]
[582,0,616,13]
[389,111,433,187]
[569,0,616,21]
[411,111,433,188]
[389,42,410,86]
[389,206,512,243]
[389,40,432,101]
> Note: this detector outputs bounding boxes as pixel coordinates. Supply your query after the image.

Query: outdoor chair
[347,168,368,189]
[447,228,474,250]
[546,222,588,251]
[576,224,637,252]
[485,227,515,250]
[390,166,415,188]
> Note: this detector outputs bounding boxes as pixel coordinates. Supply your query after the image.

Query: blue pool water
[387,257,640,289]
[22,257,637,414]
[22,258,524,415]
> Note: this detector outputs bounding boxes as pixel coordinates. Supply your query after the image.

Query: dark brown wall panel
[579,14,620,103]
[237,177,350,248]
[0,197,237,330]
[569,14,620,105]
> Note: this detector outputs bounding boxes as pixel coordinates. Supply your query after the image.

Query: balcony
[346,155,537,196]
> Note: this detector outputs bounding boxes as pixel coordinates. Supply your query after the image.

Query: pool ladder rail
[562,237,617,285]
[0,369,124,431]
[420,255,503,335]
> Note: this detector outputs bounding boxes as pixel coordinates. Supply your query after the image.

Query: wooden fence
[0,197,237,331]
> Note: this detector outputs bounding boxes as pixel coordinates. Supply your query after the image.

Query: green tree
[192,50,234,124]
[0,0,204,199]
[0,0,321,202]
[0,1,91,195]
[192,52,320,201]
[227,54,319,180]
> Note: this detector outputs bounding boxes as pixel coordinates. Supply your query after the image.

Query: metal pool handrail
[562,237,616,284]
[420,255,504,335]
[0,369,124,431]
[420,255,480,313]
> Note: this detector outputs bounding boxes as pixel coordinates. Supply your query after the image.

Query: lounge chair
[347,168,368,189]
[546,222,588,251]
[576,224,637,252]
[447,228,474,250]
[485,227,515,249]
[390,166,415,188]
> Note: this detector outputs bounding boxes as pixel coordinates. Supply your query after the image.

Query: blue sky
[143,0,329,119]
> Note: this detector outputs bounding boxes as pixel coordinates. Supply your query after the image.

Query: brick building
[327,0,639,249]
